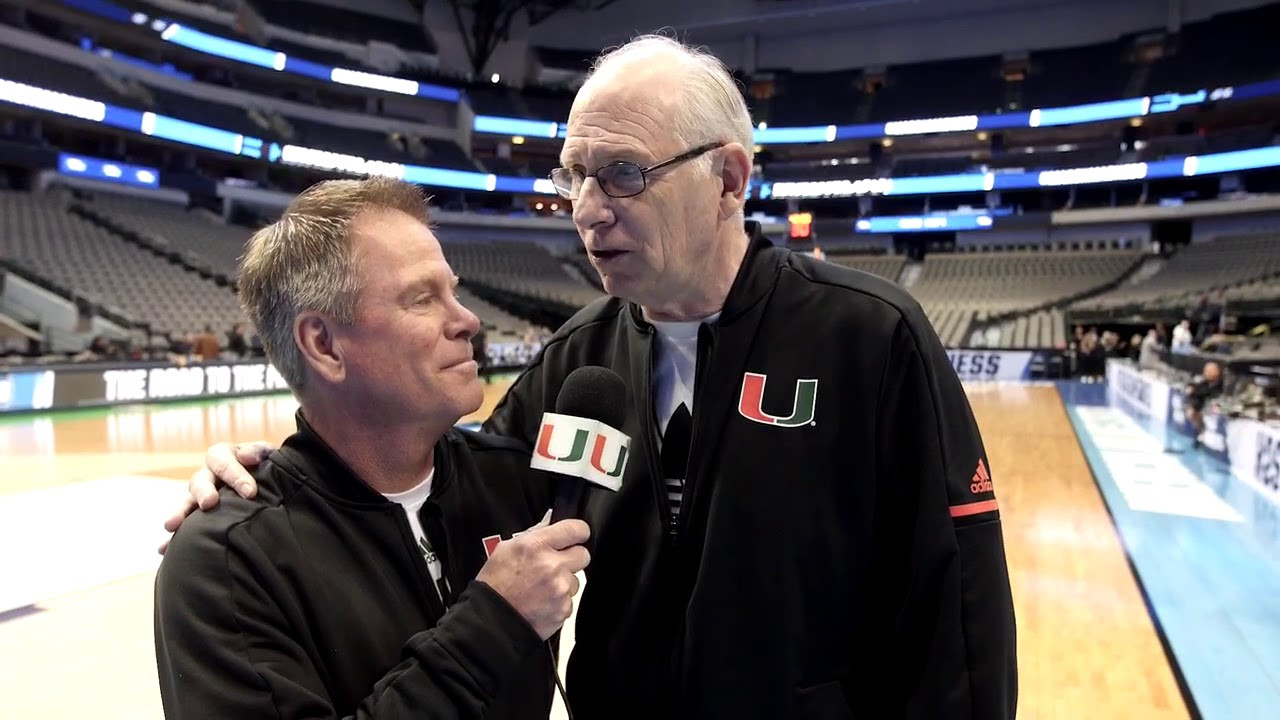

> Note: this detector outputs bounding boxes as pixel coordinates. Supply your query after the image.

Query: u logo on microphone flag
[531,413,630,491]
[737,372,819,427]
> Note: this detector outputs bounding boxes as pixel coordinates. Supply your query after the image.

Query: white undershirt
[651,313,718,521]
[382,469,449,603]
[651,312,719,433]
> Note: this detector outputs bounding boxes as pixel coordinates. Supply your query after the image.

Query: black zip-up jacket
[483,224,1018,718]
[154,414,556,719]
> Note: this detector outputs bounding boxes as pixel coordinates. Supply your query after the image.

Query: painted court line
[0,476,187,613]
[1073,405,1242,522]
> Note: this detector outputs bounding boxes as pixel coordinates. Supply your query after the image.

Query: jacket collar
[278,410,450,506]
[626,220,781,330]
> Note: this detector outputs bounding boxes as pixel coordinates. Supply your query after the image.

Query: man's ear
[294,312,345,385]
[716,142,752,221]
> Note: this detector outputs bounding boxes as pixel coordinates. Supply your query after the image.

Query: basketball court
[2,378,1277,718]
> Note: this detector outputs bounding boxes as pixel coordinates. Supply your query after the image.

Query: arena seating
[442,239,604,311]
[1221,274,1280,304]
[455,286,530,338]
[1074,232,1280,311]
[905,249,1141,347]
[79,192,252,279]
[0,44,134,108]
[3,180,1268,355]
[825,253,906,283]
[0,190,245,335]
[911,250,1141,313]
[253,0,436,55]
[970,309,1069,349]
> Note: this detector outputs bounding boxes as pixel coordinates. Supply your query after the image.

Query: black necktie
[661,403,693,531]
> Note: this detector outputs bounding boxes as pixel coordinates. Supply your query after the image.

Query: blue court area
[1059,380,1280,719]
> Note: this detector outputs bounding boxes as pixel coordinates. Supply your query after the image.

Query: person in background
[1172,319,1194,354]
[169,35,1017,719]
[192,325,221,361]
[1138,328,1163,369]
[226,322,249,358]
[1184,360,1225,443]
[155,177,587,719]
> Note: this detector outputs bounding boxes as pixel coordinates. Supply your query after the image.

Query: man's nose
[572,177,615,230]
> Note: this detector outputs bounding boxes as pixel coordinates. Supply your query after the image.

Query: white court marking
[1074,405,1243,522]
[0,476,188,613]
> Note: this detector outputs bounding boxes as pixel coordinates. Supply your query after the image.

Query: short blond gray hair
[585,34,755,176]
[238,177,430,393]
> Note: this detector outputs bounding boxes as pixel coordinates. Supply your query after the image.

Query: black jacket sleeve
[873,313,1018,719]
[154,520,543,719]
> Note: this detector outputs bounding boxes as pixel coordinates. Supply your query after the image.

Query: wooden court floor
[0,382,1187,718]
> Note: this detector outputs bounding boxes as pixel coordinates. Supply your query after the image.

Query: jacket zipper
[416,501,453,615]
[663,323,714,711]
[639,325,677,543]
[672,323,713,543]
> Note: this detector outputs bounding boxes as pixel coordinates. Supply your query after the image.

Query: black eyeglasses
[549,142,724,200]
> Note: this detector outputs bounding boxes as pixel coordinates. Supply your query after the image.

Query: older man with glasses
[174,34,1017,719]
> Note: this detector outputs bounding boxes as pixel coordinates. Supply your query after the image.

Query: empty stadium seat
[0,190,247,336]
[1075,232,1280,311]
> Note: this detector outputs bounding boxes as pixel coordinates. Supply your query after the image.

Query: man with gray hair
[155,177,590,718]
[178,35,1017,718]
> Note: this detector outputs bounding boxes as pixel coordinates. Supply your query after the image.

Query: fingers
[189,467,222,511]
[163,496,198,533]
[560,545,591,575]
[533,519,590,551]
[235,441,275,466]
[206,442,259,498]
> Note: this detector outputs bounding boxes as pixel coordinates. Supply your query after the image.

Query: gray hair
[238,177,431,393]
[585,34,755,178]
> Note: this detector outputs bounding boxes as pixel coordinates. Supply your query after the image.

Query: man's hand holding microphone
[477,512,590,640]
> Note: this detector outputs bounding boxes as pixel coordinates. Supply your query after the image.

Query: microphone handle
[549,476,587,523]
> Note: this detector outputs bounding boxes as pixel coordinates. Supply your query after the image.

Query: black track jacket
[154,414,556,719]
[483,223,1018,718]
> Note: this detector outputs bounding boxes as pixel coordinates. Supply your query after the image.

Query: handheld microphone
[530,366,630,523]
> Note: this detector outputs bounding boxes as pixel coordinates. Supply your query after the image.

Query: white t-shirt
[650,313,718,521]
[650,312,719,431]
[382,469,450,603]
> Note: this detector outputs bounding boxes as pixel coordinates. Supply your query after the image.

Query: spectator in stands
[226,322,249,358]
[1184,360,1225,443]
[172,35,1016,719]
[1139,329,1163,369]
[192,325,221,361]
[1077,332,1101,380]
[1127,333,1143,362]
[155,177,584,718]
[168,332,193,359]
[1172,319,1194,353]
[74,335,122,362]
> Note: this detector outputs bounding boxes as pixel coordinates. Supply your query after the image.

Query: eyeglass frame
[548,141,725,200]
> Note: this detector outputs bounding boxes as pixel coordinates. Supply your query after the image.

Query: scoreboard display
[788,212,813,240]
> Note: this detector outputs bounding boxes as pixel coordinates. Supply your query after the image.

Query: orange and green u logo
[535,424,628,478]
[737,372,818,427]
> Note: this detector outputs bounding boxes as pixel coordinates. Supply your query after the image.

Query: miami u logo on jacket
[737,372,819,427]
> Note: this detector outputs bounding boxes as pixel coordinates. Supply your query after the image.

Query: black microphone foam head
[555,365,628,430]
